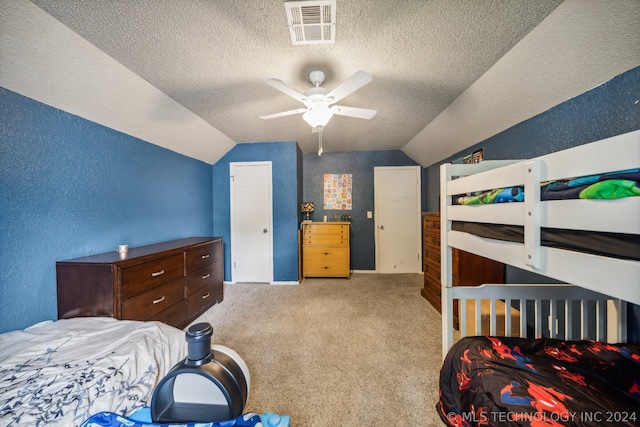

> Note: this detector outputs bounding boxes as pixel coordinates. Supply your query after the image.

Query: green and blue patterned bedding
[455,169,640,205]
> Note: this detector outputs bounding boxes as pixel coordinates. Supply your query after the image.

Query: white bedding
[0,317,187,427]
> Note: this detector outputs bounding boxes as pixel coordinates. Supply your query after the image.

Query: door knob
[379,225,384,230]
[263,229,268,233]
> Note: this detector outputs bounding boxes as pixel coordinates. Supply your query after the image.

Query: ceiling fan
[259,70,377,130]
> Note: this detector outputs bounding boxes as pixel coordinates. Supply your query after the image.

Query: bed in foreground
[440,336,640,426]
[0,317,186,426]
[437,130,640,426]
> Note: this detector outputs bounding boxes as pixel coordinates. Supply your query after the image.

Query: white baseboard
[224,280,299,285]
[351,270,424,274]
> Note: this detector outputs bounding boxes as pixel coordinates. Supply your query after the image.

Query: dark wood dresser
[56,237,223,329]
[422,212,504,325]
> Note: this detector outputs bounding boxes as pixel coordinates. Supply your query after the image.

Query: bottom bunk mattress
[438,336,640,427]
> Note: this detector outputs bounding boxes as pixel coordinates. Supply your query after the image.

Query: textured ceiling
[27,0,563,156]
[7,0,637,166]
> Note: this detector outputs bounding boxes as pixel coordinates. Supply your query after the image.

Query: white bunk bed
[437,130,640,426]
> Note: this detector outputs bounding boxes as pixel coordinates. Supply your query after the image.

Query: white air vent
[284,0,336,45]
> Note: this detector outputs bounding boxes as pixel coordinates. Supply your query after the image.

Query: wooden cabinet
[56,237,223,329]
[302,222,350,278]
[422,212,504,326]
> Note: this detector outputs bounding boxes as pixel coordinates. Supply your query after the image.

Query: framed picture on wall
[472,148,484,163]
[323,174,352,210]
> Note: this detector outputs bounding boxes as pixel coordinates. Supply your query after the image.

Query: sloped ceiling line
[2,0,639,166]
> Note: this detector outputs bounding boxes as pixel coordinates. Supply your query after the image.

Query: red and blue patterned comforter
[438,336,640,426]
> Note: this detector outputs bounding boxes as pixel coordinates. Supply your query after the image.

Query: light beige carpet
[190,273,446,426]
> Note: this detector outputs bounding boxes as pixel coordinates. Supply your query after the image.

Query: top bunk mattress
[454,168,640,205]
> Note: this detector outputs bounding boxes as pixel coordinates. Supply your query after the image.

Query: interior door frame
[373,165,422,273]
[229,161,274,284]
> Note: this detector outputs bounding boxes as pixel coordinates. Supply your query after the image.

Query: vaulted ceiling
[2,1,639,165]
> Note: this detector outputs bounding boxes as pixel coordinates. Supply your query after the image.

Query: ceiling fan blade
[259,108,307,120]
[264,78,308,103]
[331,105,377,120]
[325,70,372,104]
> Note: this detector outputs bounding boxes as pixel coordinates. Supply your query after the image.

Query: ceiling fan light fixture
[303,104,333,128]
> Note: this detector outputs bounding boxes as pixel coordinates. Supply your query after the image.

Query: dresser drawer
[304,224,349,245]
[185,241,221,274]
[423,232,440,247]
[425,254,441,274]
[149,300,187,326]
[304,234,348,245]
[425,243,441,264]
[423,215,440,233]
[121,276,185,320]
[422,278,441,307]
[425,264,441,286]
[303,246,350,276]
[120,254,184,299]
[304,223,348,234]
[186,261,221,296]
[187,281,222,319]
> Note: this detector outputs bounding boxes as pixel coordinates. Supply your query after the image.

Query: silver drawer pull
[202,293,210,299]
[201,254,210,259]
[202,273,210,279]
[151,270,165,277]
[153,296,166,304]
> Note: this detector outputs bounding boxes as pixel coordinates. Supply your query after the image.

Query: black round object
[185,322,214,364]
[150,323,249,423]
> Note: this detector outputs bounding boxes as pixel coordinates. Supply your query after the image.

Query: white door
[230,162,273,283]
[374,166,422,273]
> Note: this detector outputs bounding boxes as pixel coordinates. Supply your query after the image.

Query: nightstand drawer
[120,254,184,299]
[121,276,185,320]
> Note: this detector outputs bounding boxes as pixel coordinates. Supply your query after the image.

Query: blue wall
[0,88,214,334]
[423,65,640,341]
[303,150,419,271]
[424,66,640,211]
[212,141,301,282]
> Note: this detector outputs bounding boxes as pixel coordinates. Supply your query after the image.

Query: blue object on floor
[82,411,290,427]
[260,412,290,427]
